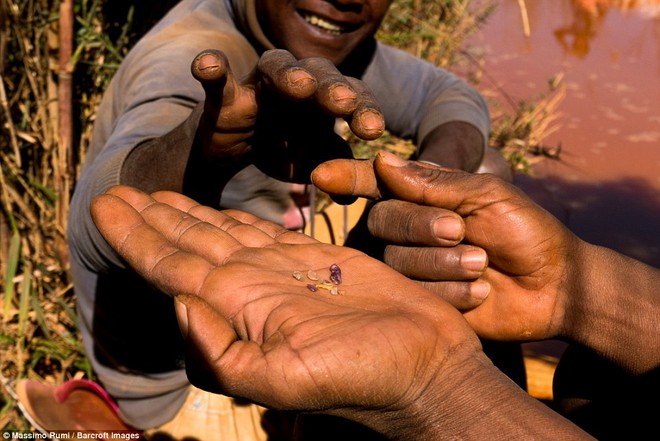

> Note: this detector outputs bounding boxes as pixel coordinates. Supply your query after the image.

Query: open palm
[90,186,479,420]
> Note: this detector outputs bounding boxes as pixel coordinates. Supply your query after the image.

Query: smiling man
[256,0,392,64]
[48,0,509,439]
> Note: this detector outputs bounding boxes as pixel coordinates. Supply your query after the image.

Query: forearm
[360,352,592,440]
[120,103,246,205]
[565,240,660,374]
[120,104,203,194]
[416,121,484,172]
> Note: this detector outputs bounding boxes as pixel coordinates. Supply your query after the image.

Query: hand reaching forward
[312,151,580,342]
[90,185,484,438]
[192,48,384,183]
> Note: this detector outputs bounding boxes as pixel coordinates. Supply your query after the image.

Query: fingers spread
[311,158,381,200]
[221,209,319,245]
[258,50,383,139]
[345,77,385,140]
[152,191,317,246]
[141,202,256,260]
[150,192,278,249]
[368,200,464,246]
[91,187,216,297]
[258,49,317,100]
[298,57,360,117]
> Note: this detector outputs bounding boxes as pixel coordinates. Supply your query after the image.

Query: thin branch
[517,0,531,37]
[57,0,73,244]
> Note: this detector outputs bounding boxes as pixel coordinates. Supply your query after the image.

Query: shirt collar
[230,0,276,51]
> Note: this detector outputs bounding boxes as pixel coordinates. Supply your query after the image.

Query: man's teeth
[303,13,345,35]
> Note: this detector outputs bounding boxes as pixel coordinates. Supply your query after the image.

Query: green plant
[0,0,133,429]
[362,0,564,173]
[490,75,565,173]
[378,0,496,68]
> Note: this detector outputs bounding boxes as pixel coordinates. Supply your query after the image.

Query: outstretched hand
[312,152,580,341]
[90,185,481,436]
[191,48,384,183]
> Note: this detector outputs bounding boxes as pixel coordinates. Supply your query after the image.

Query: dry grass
[357,0,565,172]
[0,0,135,429]
[489,74,566,173]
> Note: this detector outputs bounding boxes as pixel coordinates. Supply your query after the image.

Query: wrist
[362,351,588,440]
[564,240,660,374]
[343,346,488,440]
[396,352,506,440]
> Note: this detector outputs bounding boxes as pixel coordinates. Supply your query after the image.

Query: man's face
[256,0,392,65]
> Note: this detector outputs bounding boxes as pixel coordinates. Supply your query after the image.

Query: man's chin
[284,36,357,65]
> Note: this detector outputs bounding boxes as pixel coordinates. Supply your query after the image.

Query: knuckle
[417,281,480,311]
[383,246,460,281]
[369,200,432,244]
[382,245,414,273]
[429,247,460,276]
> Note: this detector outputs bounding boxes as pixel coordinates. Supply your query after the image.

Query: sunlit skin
[256,0,393,65]
[121,0,489,305]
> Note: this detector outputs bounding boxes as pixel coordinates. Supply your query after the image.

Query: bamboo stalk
[0,1,21,168]
[57,0,74,263]
[0,76,21,168]
[2,231,20,322]
[58,0,74,220]
[517,0,531,37]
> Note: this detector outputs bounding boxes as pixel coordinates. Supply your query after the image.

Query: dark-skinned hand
[90,185,485,439]
[314,151,660,382]
[191,48,384,184]
[311,151,578,341]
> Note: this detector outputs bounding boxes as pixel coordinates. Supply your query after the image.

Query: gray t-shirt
[67,0,489,428]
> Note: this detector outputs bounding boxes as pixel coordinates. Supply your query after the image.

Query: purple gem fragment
[307,284,318,292]
[329,264,341,285]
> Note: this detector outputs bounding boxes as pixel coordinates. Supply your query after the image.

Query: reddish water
[471,0,660,266]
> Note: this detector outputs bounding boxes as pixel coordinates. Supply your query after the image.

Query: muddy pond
[470,0,660,267]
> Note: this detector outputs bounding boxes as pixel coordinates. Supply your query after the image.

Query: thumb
[174,294,237,394]
[191,49,233,110]
[189,49,259,157]
[174,295,285,406]
[373,151,494,215]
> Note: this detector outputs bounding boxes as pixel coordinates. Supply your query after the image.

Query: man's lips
[298,10,357,35]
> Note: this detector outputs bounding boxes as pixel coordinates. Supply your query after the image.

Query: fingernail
[359,111,385,135]
[287,68,313,85]
[197,53,221,71]
[470,280,491,300]
[174,298,189,339]
[330,84,357,102]
[433,217,463,242]
[378,150,407,167]
[460,249,488,272]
